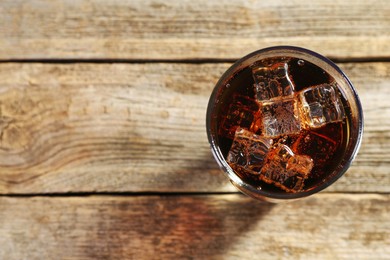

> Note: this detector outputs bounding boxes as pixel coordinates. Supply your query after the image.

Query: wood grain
[0,194,388,259]
[0,62,388,194]
[1,0,390,60]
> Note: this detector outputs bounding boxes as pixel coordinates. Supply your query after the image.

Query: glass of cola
[206,46,363,201]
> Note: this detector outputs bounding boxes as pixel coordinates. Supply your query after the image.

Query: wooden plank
[1,0,390,60]
[0,62,388,194]
[0,194,388,259]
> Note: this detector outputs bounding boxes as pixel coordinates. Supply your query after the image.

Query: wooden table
[0,1,389,259]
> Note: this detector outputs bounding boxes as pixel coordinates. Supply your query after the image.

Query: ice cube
[227,127,272,174]
[299,83,345,128]
[219,95,259,139]
[291,130,338,169]
[252,62,295,102]
[286,155,314,176]
[259,97,301,137]
[260,143,313,192]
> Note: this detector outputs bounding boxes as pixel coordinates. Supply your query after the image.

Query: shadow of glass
[155,149,234,192]
[85,194,274,259]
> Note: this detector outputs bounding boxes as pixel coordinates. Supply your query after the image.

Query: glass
[206,46,363,201]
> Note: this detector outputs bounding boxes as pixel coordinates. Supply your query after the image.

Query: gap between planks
[0,191,388,198]
[1,57,390,64]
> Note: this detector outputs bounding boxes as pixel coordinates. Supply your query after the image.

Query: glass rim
[206,46,364,200]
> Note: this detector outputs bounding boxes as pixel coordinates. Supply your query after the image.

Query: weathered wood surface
[0,194,388,259]
[1,0,390,60]
[0,1,388,259]
[0,62,388,194]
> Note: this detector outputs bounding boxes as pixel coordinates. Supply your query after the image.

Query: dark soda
[216,57,350,193]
